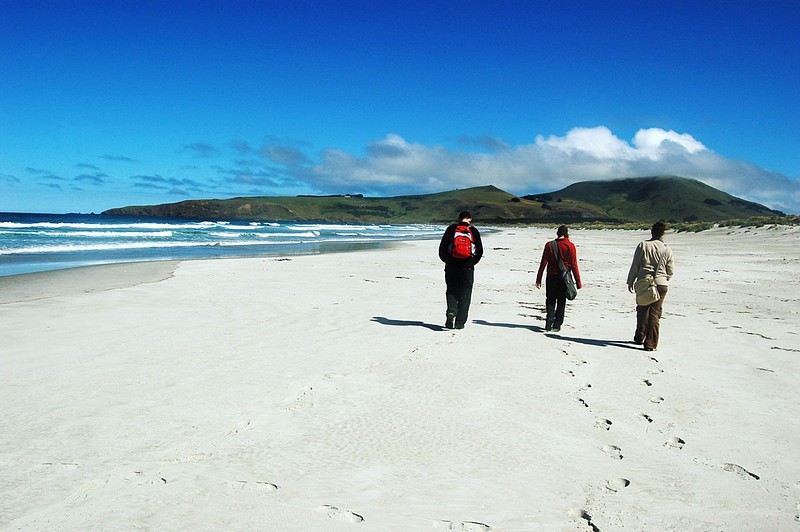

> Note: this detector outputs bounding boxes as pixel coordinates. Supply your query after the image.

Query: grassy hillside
[102,185,612,224]
[102,177,789,226]
[525,176,784,222]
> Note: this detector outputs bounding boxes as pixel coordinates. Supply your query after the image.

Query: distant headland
[103,176,794,229]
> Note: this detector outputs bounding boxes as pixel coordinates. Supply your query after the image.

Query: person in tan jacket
[627,221,675,351]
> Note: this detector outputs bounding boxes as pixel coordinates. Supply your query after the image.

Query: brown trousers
[635,285,668,350]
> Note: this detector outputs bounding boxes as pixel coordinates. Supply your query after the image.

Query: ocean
[0,213,444,277]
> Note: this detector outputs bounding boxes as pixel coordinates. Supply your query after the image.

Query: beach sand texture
[2,226,799,531]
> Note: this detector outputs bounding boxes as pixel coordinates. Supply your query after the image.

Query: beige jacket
[626,239,674,286]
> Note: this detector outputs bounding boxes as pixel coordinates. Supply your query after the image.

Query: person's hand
[535,282,541,289]
[627,284,634,293]
[577,283,582,290]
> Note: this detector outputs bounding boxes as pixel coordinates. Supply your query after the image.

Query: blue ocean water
[0,213,444,277]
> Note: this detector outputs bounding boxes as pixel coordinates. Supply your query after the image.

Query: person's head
[651,221,668,239]
[556,225,569,238]
[458,211,473,223]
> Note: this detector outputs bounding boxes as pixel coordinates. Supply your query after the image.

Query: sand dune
[1,226,798,530]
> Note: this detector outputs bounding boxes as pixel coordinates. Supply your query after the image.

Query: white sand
[1,226,799,531]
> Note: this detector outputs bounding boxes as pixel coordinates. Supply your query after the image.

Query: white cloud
[632,128,707,157]
[293,127,799,213]
[535,126,638,160]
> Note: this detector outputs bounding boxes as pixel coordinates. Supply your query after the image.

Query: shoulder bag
[551,240,578,300]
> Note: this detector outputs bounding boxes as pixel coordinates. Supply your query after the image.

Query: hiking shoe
[445,315,455,329]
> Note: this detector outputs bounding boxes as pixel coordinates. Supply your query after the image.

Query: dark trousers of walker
[635,285,669,350]
[445,267,474,328]
[545,274,567,330]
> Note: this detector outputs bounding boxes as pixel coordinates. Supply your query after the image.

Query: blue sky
[1,0,798,214]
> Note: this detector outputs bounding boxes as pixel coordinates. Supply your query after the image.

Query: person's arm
[664,247,674,280]
[626,242,644,291]
[471,226,484,264]
[438,225,454,263]
[569,241,582,289]
[535,245,548,288]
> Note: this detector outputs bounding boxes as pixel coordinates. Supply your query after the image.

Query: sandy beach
[2,226,799,531]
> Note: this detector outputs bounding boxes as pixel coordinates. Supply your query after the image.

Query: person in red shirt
[536,225,582,332]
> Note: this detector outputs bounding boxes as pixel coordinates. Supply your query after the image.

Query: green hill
[525,176,785,223]
[102,177,787,225]
[102,185,610,224]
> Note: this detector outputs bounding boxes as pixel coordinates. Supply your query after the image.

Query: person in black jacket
[438,211,484,329]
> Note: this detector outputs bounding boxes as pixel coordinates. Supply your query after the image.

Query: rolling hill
[102,176,787,225]
[525,176,785,222]
[102,185,609,224]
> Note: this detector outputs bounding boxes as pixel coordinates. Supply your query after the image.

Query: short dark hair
[651,221,668,239]
[557,225,569,238]
[458,211,472,221]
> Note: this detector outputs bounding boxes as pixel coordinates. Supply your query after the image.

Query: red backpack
[450,223,475,259]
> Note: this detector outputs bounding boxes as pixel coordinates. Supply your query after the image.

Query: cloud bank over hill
[277,127,796,213]
[3,126,797,214]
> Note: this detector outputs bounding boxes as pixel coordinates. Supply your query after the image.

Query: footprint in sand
[640,413,654,423]
[123,470,167,485]
[602,445,623,460]
[40,462,79,469]
[641,379,653,387]
[405,346,431,362]
[604,478,631,493]
[161,452,209,465]
[573,396,590,408]
[225,419,252,435]
[649,396,664,404]
[665,436,685,450]
[64,476,110,502]
[595,418,612,431]
[568,509,600,532]
[317,505,364,523]
[226,480,279,492]
[432,520,491,531]
[282,385,314,412]
[562,369,575,377]
[722,463,760,480]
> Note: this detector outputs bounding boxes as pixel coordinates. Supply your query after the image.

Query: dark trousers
[445,267,474,328]
[545,274,567,329]
[635,285,668,349]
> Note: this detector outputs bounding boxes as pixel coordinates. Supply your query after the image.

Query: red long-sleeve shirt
[536,237,582,288]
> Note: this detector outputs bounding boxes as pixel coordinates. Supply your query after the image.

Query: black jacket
[438,223,484,269]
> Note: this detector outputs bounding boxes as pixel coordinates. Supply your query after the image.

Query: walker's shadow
[473,319,543,333]
[473,320,641,350]
[371,316,445,331]
[547,334,642,350]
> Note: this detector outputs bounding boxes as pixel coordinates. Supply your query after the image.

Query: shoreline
[3,220,795,279]
[0,214,443,278]
[0,239,407,305]
[2,226,798,530]
[0,239,409,281]
[0,261,181,305]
